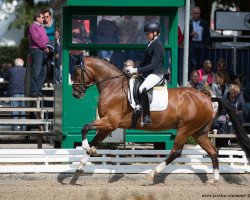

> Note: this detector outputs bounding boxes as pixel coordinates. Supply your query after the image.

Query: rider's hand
[126,67,137,75]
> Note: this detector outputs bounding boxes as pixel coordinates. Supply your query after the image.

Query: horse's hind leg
[146,133,187,180]
[194,134,219,185]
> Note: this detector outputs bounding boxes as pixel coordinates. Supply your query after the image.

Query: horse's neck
[97,74,128,95]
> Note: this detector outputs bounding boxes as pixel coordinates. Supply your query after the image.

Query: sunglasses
[44,16,50,19]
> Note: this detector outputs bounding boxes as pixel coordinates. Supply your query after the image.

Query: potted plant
[184,136,202,158]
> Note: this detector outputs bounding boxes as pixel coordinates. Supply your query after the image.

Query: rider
[127,21,164,125]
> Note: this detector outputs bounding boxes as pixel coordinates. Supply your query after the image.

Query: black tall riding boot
[140,89,152,125]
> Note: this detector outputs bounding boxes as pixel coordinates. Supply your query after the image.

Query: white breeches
[139,74,163,93]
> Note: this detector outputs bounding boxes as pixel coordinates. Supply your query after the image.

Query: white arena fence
[0,148,249,174]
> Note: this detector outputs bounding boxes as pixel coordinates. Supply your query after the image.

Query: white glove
[127,67,137,75]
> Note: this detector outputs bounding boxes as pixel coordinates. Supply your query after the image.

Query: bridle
[72,64,125,95]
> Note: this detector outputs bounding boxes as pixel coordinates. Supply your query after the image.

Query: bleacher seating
[0,96,55,148]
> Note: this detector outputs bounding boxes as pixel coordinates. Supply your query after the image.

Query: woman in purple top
[28,11,49,97]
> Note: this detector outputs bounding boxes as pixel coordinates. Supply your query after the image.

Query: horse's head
[72,65,93,99]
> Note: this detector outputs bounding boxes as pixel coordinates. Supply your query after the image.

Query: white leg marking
[82,138,90,152]
[78,154,90,170]
[155,162,167,174]
[78,138,90,171]
[145,161,166,180]
[205,168,219,185]
[213,168,219,181]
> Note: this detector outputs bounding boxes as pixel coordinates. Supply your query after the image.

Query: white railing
[0,148,248,174]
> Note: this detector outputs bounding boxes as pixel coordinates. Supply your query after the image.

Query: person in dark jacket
[189,7,210,72]
[4,58,26,131]
[126,21,164,125]
[97,16,119,60]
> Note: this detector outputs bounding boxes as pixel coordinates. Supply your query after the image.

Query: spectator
[197,60,214,86]
[200,85,218,117]
[54,29,61,84]
[189,7,210,71]
[186,70,204,90]
[42,9,55,43]
[69,50,84,80]
[222,84,245,146]
[72,19,90,44]
[43,9,55,87]
[224,84,245,124]
[216,58,241,88]
[4,58,26,131]
[212,71,231,99]
[110,34,138,70]
[117,16,138,44]
[28,11,49,97]
[97,16,119,60]
[0,63,12,96]
[212,85,245,145]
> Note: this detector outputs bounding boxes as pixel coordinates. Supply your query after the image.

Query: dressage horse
[72,56,250,184]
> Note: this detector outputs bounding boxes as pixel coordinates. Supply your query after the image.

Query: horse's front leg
[81,124,91,152]
[81,117,117,155]
[77,124,92,170]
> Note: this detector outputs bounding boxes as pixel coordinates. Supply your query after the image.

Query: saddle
[129,75,168,128]
[132,75,165,105]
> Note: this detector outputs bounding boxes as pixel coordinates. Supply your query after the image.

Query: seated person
[216,58,241,88]
[186,70,204,90]
[224,84,245,124]
[197,60,214,86]
[212,71,231,99]
[200,85,218,117]
[211,85,245,147]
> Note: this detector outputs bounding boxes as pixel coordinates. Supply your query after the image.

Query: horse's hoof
[76,169,84,174]
[89,146,97,156]
[205,179,219,186]
[145,170,155,181]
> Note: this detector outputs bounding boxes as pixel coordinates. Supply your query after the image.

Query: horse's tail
[211,97,250,161]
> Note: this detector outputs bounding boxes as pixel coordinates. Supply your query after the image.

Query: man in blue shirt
[189,7,211,72]
[4,58,26,131]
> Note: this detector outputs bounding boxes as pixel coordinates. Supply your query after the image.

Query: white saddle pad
[128,77,168,112]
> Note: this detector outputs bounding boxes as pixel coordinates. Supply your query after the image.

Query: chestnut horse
[72,57,250,184]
